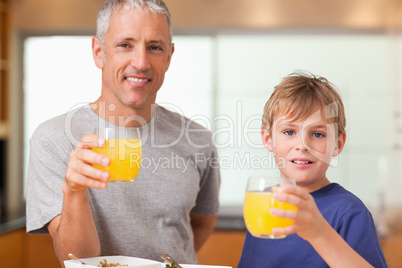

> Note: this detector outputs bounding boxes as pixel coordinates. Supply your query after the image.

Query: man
[26,0,220,266]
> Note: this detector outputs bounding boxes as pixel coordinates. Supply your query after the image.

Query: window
[24,33,401,211]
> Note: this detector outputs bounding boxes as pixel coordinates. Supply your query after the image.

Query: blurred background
[0,0,402,267]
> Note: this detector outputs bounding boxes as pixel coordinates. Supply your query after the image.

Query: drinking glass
[92,126,142,182]
[243,177,297,239]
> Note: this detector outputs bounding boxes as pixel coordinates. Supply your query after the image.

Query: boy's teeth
[294,160,310,164]
[127,77,148,82]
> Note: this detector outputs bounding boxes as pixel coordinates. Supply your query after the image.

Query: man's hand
[64,134,110,192]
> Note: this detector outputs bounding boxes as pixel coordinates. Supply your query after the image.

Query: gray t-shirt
[26,104,220,263]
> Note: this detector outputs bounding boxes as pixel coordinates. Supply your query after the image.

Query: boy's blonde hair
[262,72,346,135]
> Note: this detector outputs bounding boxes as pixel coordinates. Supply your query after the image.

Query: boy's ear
[333,132,347,157]
[261,127,274,152]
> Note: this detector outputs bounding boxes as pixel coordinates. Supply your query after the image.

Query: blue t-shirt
[238,183,387,268]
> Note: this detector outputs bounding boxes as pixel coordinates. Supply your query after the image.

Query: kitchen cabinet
[0,0,9,126]
[0,228,59,268]
[0,0,9,225]
[1,227,402,267]
[0,228,23,268]
[198,230,246,268]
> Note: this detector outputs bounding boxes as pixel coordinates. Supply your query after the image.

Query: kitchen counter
[0,209,401,268]
[0,216,26,235]
[216,206,246,230]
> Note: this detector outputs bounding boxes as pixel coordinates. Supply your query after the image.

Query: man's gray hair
[96,0,173,45]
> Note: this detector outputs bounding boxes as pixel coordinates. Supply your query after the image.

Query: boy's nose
[295,144,309,151]
[295,135,310,151]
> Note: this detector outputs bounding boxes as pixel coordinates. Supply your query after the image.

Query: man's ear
[92,36,104,69]
[165,43,174,71]
[261,127,274,152]
[333,132,347,157]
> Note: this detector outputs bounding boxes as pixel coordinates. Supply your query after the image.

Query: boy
[238,73,387,267]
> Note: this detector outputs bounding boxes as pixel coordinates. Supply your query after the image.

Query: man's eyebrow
[113,37,135,44]
[149,39,168,47]
[114,38,168,47]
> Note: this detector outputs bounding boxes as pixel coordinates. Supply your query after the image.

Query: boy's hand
[270,184,329,242]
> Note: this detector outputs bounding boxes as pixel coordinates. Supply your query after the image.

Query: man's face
[94,8,174,112]
[262,110,346,191]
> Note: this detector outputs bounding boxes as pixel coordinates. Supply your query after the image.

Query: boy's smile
[290,158,314,168]
[262,110,346,192]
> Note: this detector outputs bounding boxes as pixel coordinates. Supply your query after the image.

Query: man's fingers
[74,146,110,167]
[65,172,108,190]
[77,134,105,149]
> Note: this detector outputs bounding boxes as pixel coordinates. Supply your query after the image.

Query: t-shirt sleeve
[337,206,388,268]
[26,124,73,234]
[190,143,221,216]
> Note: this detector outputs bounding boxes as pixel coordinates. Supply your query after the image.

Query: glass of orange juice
[92,126,141,182]
[243,177,297,239]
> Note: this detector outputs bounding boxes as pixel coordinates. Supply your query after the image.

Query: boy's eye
[312,132,325,138]
[283,130,295,136]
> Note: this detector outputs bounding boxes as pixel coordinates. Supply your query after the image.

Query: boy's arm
[271,185,374,268]
[308,217,373,268]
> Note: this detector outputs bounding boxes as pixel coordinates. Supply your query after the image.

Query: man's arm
[47,189,100,267]
[190,213,217,252]
[48,135,110,267]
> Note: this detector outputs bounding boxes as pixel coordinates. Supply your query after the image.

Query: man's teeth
[127,77,148,82]
[293,160,311,164]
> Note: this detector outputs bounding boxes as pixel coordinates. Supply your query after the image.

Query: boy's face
[262,109,346,192]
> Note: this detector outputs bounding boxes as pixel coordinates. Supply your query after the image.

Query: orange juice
[243,191,297,239]
[92,138,141,182]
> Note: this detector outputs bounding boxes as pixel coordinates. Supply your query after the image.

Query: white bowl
[64,256,163,268]
[181,264,232,268]
[64,256,232,268]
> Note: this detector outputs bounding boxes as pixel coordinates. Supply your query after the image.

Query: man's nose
[130,47,151,71]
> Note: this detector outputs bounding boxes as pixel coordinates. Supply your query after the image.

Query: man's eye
[119,43,129,48]
[150,45,163,51]
[284,130,295,136]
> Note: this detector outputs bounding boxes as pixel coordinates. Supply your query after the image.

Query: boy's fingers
[282,184,310,200]
[270,207,297,220]
[271,225,297,236]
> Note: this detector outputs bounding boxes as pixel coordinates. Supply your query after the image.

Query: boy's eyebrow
[277,121,329,129]
[304,123,328,130]
[276,122,298,128]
